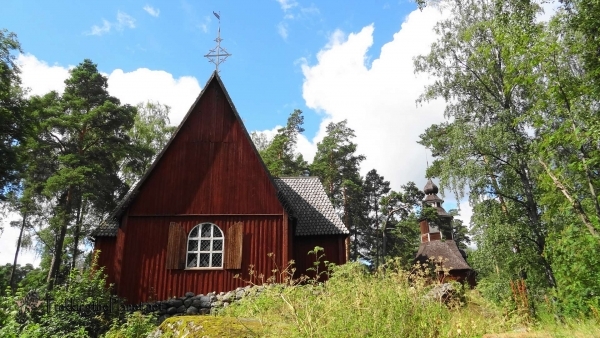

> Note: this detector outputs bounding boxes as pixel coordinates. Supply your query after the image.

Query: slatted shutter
[224,222,243,269]
[166,222,186,269]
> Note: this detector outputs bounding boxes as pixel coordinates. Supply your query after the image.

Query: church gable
[126,73,283,216]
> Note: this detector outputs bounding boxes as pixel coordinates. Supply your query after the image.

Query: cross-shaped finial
[204,11,232,72]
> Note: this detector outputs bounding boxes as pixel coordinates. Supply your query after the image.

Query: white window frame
[186,223,224,270]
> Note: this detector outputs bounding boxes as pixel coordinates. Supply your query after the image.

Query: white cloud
[116,11,136,29]
[301,7,450,194]
[17,54,71,96]
[89,19,112,36]
[276,0,298,12]
[143,5,160,17]
[106,68,201,125]
[277,22,289,40]
[87,11,136,36]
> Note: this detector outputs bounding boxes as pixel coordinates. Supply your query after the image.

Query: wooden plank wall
[128,79,283,216]
[93,238,116,287]
[292,235,346,280]
[118,215,285,303]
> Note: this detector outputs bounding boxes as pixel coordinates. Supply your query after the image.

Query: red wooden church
[91,72,349,303]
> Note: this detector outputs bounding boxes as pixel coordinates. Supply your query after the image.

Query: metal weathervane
[204,11,231,72]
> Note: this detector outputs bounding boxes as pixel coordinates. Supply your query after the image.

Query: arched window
[186,223,224,268]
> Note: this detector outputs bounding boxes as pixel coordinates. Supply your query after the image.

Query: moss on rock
[151,316,265,338]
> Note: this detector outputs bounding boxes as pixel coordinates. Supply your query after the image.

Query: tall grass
[221,256,519,337]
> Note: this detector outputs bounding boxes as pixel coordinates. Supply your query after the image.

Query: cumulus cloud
[143,5,160,17]
[17,54,201,126]
[106,68,201,125]
[300,7,450,195]
[17,54,71,96]
[87,11,136,36]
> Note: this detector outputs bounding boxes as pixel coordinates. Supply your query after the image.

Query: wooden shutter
[166,222,186,269]
[224,222,243,269]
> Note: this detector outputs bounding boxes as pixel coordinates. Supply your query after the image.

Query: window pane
[213,226,223,238]
[212,253,222,267]
[199,253,210,267]
[188,240,198,252]
[201,224,212,237]
[189,226,199,238]
[187,253,197,268]
[213,240,223,251]
[200,240,211,251]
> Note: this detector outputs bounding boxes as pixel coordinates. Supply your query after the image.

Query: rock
[236,291,245,299]
[167,307,177,315]
[200,308,210,315]
[167,299,183,308]
[222,292,233,302]
[184,298,192,307]
[425,283,463,306]
[223,302,229,308]
[178,296,187,301]
[236,287,243,292]
[212,301,223,308]
[186,306,198,314]
[185,292,195,298]
[192,299,203,308]
[176,305,186,313]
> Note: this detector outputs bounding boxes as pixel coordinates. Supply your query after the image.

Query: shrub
[103,311,157,338]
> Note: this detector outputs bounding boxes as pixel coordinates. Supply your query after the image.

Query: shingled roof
[274,177,349,236]
[415,240,472,271]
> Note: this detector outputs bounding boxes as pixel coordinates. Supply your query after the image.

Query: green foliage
[24,58,138,288]
[103,311,156,338]
[260,109,308,177]
[0,29,30,199]
[310,120,365,260]
[121,101,176,187]
[0,253,120,338]
[547,224,600,316]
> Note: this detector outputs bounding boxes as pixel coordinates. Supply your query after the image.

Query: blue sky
[2,0,420,137]
[1,0,487,265]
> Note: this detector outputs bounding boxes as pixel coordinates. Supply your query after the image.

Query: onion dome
[424,178,439,195]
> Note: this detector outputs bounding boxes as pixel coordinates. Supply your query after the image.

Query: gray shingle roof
[274,177,349,236]
[92,219,119,237]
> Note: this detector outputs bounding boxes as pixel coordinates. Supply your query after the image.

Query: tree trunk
[9,213,26,291]
[71,199,84,271]
[47,188,72,291]
[518,162,557,288]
